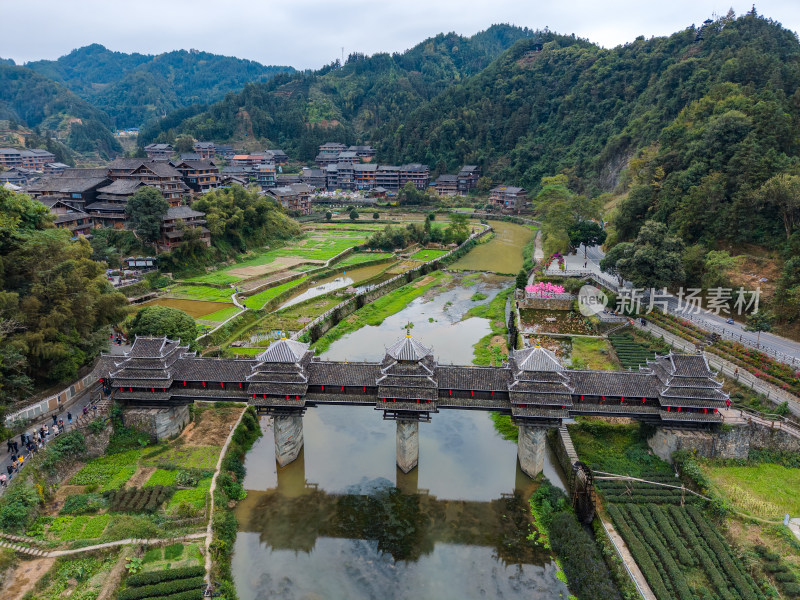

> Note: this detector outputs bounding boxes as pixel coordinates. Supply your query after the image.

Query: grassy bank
[311,270,451,354]
[210,407,262,600]
[465,286,513,367]
[570,337,618,370]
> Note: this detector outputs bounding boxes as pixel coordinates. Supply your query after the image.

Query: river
[232,277,569,600]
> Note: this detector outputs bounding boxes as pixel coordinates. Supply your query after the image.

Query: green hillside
[25,44,294,128]
[138,24,536,157]
[0,63,121,158]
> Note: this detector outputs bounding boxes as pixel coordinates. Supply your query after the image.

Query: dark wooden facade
[103,336,728,428]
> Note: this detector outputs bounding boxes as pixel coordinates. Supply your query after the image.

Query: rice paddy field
[186,230,372,285]
[242,277,309,310]
[409,248,448,261]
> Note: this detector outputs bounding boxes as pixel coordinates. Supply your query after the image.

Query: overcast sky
[3,0,799,69]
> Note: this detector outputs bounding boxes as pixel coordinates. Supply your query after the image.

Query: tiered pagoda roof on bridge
[103,335,728,427]
[376,334,438,420]
[508,346,572,422]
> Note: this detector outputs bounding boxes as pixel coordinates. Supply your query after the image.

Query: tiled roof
[572,403,660,416]
[377,386,438,401]
[438,397,510,410]
[569,371,660,397]
[385,335,433,361]
[375,399,435,411]
[513,346,564,372]
[248,382,308,395]
[511,406,569,419]
[510,392,573,406]
[436,366,509,390]
[98,179,146,195]
[376,375,437,389]
[256,339,310,363]
[173,358,254,382]
[659,410,721,423]
[308,361,381,387]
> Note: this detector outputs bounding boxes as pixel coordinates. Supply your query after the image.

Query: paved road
[552,245,800,363]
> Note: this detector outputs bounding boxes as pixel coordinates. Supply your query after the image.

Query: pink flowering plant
[525,281,566,297]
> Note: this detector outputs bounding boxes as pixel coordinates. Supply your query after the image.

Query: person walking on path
[67,412,72,425]
[52,414,58,425]
[6,439,12,454]
[83,406,88,417]
[12,441,18,454]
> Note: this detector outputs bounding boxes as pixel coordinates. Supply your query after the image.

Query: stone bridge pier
[517,425,548,478]
[274,415,304,468]
[396,420,419,473]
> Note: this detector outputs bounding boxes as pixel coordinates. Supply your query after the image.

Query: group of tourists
[1,410,80,487]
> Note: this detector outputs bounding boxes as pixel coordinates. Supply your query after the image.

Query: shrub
[107,485,174,513]
[0,483,40,532]
[125,565,205,587]
[164,543,184,561]
[62,493,107,515]
[117,575,206,600]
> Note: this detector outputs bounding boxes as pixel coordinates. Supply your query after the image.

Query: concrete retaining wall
[124,405,190,441]
[648,420,800,462]
[520,296,574,311]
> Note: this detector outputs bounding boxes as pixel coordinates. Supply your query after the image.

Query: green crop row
[117,575,206,600]
[108,485,174,513]
[686,505,766,600]
[126,565,205,587]
[607,505,673,600]
[625,504,694,600]
[666,505,740,600]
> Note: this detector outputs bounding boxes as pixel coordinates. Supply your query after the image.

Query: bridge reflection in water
[231,409,572,600]
[236,447,549,564]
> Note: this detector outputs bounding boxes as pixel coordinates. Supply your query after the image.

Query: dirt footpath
[2,557,56,600]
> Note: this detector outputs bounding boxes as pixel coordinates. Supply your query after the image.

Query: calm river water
[232,278,568,600]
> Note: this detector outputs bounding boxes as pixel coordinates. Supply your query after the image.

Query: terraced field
[608,333,657,369]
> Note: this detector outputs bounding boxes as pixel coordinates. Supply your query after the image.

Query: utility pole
[341,47,345,65]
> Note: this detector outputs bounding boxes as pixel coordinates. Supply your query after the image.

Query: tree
[516,269,528,289]
[128,305,198,349]
[349,209,359,220]
[757,173,800,239]
[745,311,773,347]
[535,175,601,256]
[373,212,379,220]
[702,250,740,289]
[445,212,470,244]
[325,211,333,221]
[568,220,607,259]
[427,212,436,221]
[125,187,168,245]
[601,221,684,289]
[476,177,492,194]
[600,242,632,285]
[0,188,127,387]
[173,134,194,154]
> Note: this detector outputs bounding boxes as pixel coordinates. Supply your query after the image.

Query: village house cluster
[0,139,530,247]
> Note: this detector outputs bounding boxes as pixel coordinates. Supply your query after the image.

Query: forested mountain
[24,44,294,128]
[138,24,536,156]
[0,64,121,158]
